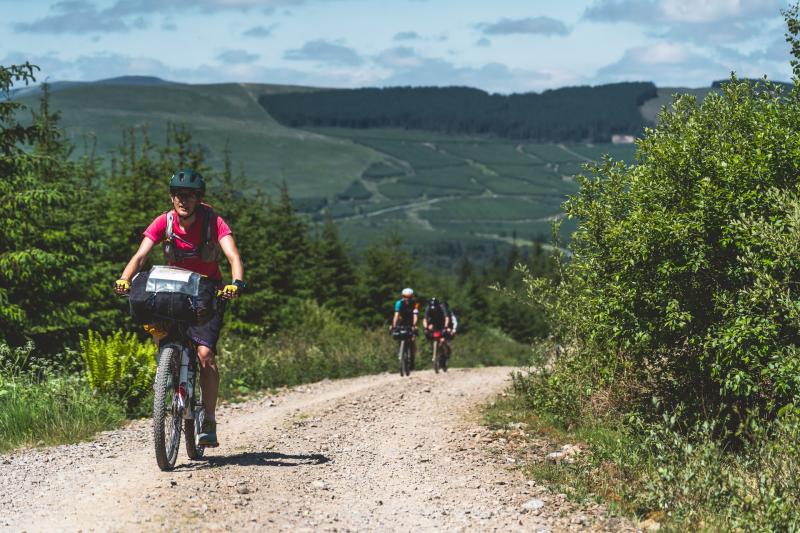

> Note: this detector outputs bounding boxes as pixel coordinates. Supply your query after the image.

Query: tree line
[1,63,555,356]
[259,82,657,142]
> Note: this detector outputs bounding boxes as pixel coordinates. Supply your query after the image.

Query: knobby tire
[433,341,440,374]
[399,340,406,376]
[153,346,182,471]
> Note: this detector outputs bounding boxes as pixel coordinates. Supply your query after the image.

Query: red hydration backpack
[163,204,222,263]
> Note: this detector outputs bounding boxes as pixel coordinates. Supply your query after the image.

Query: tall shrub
[527,78,800,420]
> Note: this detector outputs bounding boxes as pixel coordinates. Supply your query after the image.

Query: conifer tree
[312,215,357,312]
[356,234,417,326]
[0,68,110,349]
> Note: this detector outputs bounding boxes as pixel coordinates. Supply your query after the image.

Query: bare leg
[196,345,219,420]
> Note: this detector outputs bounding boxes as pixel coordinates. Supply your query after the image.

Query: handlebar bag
[129,266,217,325]
[392,327,414,341]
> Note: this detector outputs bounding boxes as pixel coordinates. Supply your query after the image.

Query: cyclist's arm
[451,313,458,332]
[119,237,157,281]
[219,234,244,282]
[392,311,400,328]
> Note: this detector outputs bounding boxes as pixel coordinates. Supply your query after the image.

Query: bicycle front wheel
[433,342,440,374]
[153,346,182,471]
[185,377,205,460]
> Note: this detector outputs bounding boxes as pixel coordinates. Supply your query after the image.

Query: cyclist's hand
[221,283,241,299]
[114,279,130,295]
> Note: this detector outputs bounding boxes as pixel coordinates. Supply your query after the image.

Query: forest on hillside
[0,63,555,355]
[259,82,657,142]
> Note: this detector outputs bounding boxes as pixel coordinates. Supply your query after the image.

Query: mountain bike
[152,321,208,470]
[118,266,227,470]
[393,325,415,377]
[429,329,445,374]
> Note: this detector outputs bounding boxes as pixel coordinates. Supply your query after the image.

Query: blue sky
[0,0,793,93]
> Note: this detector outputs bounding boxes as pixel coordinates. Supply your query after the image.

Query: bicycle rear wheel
[153,346,182,471]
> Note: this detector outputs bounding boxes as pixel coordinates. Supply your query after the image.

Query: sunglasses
[170,189,198,199]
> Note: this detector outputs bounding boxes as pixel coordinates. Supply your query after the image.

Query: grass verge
[0,373,126,453]
[486,369,800,531]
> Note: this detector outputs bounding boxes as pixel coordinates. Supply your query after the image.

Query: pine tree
[0,70,112,349]
[356,234,417,326]
[312,215,357,312]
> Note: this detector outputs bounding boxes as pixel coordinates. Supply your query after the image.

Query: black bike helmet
[429,297,439,307]
[169,169,206,196]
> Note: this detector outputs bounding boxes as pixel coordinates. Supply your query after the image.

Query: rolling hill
[14,77,681,262]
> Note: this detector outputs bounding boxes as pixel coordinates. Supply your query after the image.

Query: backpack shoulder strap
[165,210,175,241]
[201,204,216,246]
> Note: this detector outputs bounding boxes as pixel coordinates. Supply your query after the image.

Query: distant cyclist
[392,288,419,369]
[424,297,450,364]
[442,300,458,359]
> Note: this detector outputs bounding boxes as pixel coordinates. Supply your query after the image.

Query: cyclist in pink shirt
[114,169,244,447]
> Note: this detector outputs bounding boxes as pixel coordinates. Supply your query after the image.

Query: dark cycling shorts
[189,300,226,354]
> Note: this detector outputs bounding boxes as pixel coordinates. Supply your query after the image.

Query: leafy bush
[79,330,156,413]
[524,78,800,422]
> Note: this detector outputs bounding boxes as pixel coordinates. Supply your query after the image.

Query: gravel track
[1,367,634,532]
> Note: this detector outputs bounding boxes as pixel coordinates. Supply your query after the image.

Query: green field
[17,80,642,259]
[19,83,382,197]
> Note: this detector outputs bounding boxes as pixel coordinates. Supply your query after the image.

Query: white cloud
[216,49,260,64]
[393,31,421,41]
[596,42,730,85]
[243,24,277,37]
[375,47,579,93]
[284,39,364,66]
[477,16,569,36]
[584,0,783,44]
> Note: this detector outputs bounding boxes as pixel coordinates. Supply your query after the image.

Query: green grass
[402,165,486,191]
[478,175,556,195]
[362,161,407,179]
[354,138,464,168]
[489,364,800,531]
[0,373,126,452]
[438,141,538,165]
[423,197,562,222]
[522,143,578,163]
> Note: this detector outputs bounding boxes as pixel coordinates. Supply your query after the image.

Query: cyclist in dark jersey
[424,297,450,367]
[392,287,419,369]
[442,300,458,360]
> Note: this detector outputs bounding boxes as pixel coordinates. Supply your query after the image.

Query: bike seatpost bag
[128,266,217,325]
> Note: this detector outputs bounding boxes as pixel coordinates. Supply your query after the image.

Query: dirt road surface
[1,367,633,532]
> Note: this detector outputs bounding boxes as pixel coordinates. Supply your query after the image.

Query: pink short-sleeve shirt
[144,208,232,280]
